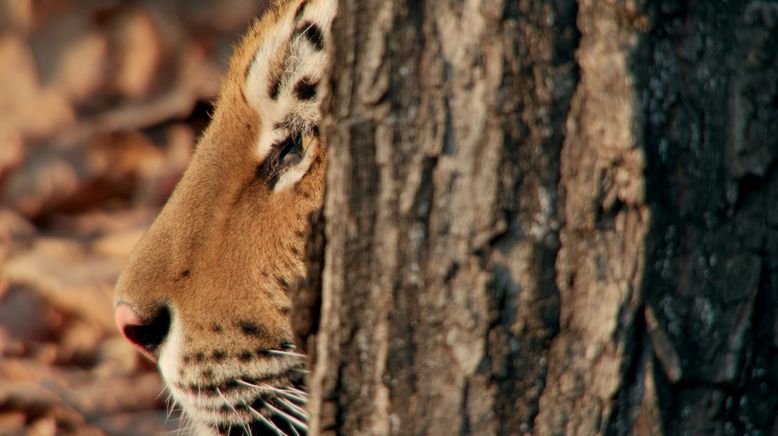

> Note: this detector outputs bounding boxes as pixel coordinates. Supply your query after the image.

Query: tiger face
[113,1,336,434]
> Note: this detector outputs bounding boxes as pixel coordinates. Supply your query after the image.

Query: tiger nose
[114,303,171,360]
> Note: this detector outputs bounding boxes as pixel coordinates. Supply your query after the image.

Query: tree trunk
[299,0,778,434]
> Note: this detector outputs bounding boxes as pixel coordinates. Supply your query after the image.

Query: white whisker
[284,386,309,398]
[263,400,308,431]
[236,379,308,403]
[236,379,263,389]
[217,387,252,436]
[248,405,287,436]
[165,393,174,421]
[266,350,307,358]
[291,22,316,47]
[277,398,307,419]
[279,391,308,404]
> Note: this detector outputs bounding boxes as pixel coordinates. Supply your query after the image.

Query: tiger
[113,1,337,434]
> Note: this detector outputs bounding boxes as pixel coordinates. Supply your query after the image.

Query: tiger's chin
[171,368,309,436]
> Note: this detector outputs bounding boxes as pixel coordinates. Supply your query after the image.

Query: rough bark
[301,0,778,435]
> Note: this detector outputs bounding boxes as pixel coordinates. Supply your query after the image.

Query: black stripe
[239,321,270,338]
[294,22,324,51]
[277,276,292,293]
[294,0,309,22]
[175,367,301,395]
[256,147,282,187]
[269,77,282,100]
[293,77,318,101]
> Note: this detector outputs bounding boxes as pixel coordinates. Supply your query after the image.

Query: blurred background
[0,1,268,434]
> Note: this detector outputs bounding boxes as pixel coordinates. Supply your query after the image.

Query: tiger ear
[243,0,337,162]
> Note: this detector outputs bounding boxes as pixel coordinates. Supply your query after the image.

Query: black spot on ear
[239,321,269,338]
[294,22,324,51]
[294,0,309,22]
[294,77,318,101]
[269,77,282,100]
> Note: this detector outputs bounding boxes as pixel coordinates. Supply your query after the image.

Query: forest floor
[0,1,266,434]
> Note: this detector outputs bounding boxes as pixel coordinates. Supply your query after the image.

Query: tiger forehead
[251,22,326,104]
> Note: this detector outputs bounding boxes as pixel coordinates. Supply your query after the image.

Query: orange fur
[114,1,332,432]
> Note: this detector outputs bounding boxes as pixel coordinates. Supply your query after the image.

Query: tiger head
[113,1,336,434]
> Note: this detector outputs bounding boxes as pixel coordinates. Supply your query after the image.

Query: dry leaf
[3,238,121,332]
[0,2,267,433]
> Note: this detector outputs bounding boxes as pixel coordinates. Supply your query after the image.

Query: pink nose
[114,303,144,334]
[114,303,170,361]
